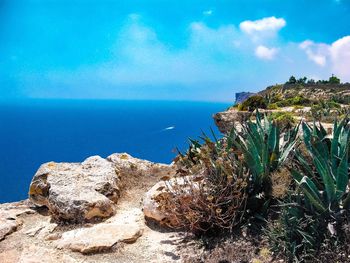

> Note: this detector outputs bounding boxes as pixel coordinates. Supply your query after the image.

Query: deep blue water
[0,100,230,203]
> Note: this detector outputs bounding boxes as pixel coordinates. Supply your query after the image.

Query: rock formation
[29,156,121,222]
[213,108,252,133]
[28,153,174,223]
[143,176,200,228]
[235,92,255,104]
[0,153,188,263]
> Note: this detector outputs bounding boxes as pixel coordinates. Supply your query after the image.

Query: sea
[0,100,230,203]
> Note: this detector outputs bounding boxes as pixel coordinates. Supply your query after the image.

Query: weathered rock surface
[0,218,17,241]
[143,176,199,227]
[107,152,175,178]
[213,108,252,133]
[56,209,143,254]
[29,156,121,222]
[29,153,175,223]
[235,92,255,104]
[0,153,186,263]
[143,180,171,225]
[0,200,35,240]
[17,245,78,263]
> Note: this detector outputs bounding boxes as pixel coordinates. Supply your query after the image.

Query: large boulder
[143,180,172,226]
[28,153,175,223]
[143,176,199,227]
[29,156,120,222]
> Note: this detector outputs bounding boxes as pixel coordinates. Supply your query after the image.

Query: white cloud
[299,36,350,80]
[330,36,350,80]
[23,14,350,101]
[299,40,313,49]
[299,40,328,66]
[189,22,240,53]
[203,10,213,16]
[255,45,278,60]
[240,16,286,35]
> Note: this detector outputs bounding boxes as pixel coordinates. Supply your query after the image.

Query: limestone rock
[56,219,143,254]
[143,180,170,225]
[235,92,255,104]
[0,200,35,241]
[18,245,77,263]
[0,218,17,241]
[213,109,251,134]
[29,156,120,222]
[24,219,57,238]
[107,153,175,178]
[143,176,198,227]
[0,200,35,219]
[0,249,19,263]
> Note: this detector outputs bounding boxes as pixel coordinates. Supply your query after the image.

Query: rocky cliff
[235,92,255,104]
[0,153,200,263]
[214,83,350,134]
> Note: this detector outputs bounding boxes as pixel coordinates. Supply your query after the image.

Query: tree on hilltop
[329,74,340,84]
[297,76,307,84]
[286,76,297,84]
[307,79,315,84]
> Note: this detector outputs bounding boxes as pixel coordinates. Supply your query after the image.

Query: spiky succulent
[292,118,350,218]
[229,111,299,196]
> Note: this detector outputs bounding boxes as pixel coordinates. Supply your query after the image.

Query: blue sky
[1,0,350,102]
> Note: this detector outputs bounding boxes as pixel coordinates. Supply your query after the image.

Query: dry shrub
[181,238,277,263]
[270,167,292,199]
[159,140,250,234]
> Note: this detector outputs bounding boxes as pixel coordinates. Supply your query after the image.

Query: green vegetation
[270,112,296,130]
[329,74,341,84]
[285,74,343,85]
[267,103,278,110]
[266,119,350,262]
[310,100,342,121]
[238,95,267,111]
[275,95,311,107]
[293,120,350,216]
[169,113,350,262]
[234,75,350,124]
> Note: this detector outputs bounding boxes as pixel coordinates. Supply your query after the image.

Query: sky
[0,0,350,102]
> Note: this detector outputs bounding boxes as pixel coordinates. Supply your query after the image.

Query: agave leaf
[331,119,341,175]
[226,126,239,151]
[343,193,350,210]
[189,138,202,149]
[296,229,315,246]
[312,136,331,166]
[246,126,263,152]
[339,126,350,158]
[233,139,263,179]
[268,122,278,152]
[291,169,304,182]
[336,146,349,195]
[302,122,312,152]
[279,140,297,165]
[255,109,262,128]
[312,152,336,204]
[292,171,327,213]
[210,127,219,144]
[318,122,328,140]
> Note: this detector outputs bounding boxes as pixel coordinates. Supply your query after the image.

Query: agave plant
[229,111,299,196]
[292,119,350,219]
[172,130,250,233]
